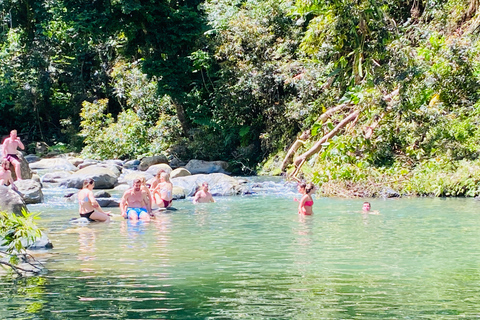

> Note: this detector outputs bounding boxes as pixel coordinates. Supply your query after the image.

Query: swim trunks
[162,199,172,207]
[5,154,19,162]
[80,210,95,222]
[126,207,148,219]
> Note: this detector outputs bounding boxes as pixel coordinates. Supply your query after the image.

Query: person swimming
[296,182,315,215]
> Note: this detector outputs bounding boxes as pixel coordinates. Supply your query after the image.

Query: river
[1,177,480,319]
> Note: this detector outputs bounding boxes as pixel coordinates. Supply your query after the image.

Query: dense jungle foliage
[1,0,480,196]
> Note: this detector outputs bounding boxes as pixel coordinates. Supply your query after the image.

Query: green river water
[1,179,480,319]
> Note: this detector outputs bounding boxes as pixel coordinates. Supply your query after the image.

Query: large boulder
[138,155,168,171]
[124,159,140,170]
[29,158,78,171]
[96,198,120,207]
[15,180,44,204]
[170,167,191,179]
[145,164,173,176]
[0,185,28,215]
[118,170,153,185]
[185,160,230,174]
[41,171,72,183]
[59,165,118,189]
[6,152,33,180]
[24,154,41,163]
[172,186,186,200]
[172,173,242,197]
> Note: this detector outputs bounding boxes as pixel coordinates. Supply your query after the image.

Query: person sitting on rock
[121,178,152,220]
[152,172,173,208]
[193,182,215,204]
[0,160,17,191]
[2,129,25,180]
[78,178,111,222]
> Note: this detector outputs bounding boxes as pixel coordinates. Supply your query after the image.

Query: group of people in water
[0,129,25,190]
[78,171,216,222]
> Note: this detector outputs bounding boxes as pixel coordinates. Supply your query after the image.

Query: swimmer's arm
[143,191,152,214]
[16,137,24,150]
[298,195,307,213]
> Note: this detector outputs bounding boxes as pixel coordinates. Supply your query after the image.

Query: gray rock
[15,180,44,204]
[77,160,98,169]
[185,159,230,175]
[138,155,168,171]
[29,158,78,171]
[170,167,191,179]
[124,159,140,169]
[8,152,33,180]
[41,171,72,183]
[94,191,111,198]
[172,173,242,197]
[0,185,28,215]
[68,157,84,167]
[24,154,41,163]
[145,164,172,176]
[59,165,118,189]
[35,142,49,154]
[96,198,120,207]
[27,233,53,250]
[118,171,153,185]
[380,187,400,198]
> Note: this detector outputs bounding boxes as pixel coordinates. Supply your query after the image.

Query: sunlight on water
[2,178,480,319]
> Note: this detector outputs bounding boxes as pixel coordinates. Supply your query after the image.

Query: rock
[380,187,400,198]
[114,184,130,191]
[124,159,140,170]
[145,163,173,176]
[172,186,186,200]
[138,155,168,171]
[185,160,230,175]
[98,163,122,177]
[94,191,111,198]
[0,185,28,215]
[31,174,42,185]
[68,157,84,167]
[104,159,124,167]
[59,165,118,189]
[118,171,153,185]
[41,171,72,183]
[77,160,99,169]
[27,233,53,250]
[29,158,78,171]
[172,173,242,197]
[170,167,191,179]
[8,152,33,180]
[35,142,49,154]
[24,154,41,163]
[15,180,44,204]
[169,157,186,169]
[96,198,120,207]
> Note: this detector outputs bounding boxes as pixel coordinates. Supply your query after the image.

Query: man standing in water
[2,130,25,180]
[193,182,215,204]
[120,178,152,220]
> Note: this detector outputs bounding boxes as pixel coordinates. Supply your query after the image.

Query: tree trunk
[280,130,311,172]
[172,99,189,137]
[293,110,360,168]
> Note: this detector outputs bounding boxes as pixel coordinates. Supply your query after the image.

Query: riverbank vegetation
[1,0,479,196]
[0,211,42,276]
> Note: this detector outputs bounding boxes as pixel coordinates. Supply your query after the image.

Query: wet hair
[363,201,370,205]
[133,178,142,184]
[139,176,146,184]
[202,182,209,187]
[83,178,95,188]
[156,169,165,177]
[299,182,315,194]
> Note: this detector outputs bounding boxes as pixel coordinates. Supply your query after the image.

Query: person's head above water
[83,178,95,189]
[298,182,315,194]
[362,201,371,212]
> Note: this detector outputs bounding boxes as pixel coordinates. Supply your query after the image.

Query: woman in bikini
[78,178,111,222]
[152,172,173,208]
[296,182,315,215]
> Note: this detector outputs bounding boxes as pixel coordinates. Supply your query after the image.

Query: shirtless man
[120,178,152,220]
[0,160,17,191]
[2,130,25,180]
[193,182,215,204]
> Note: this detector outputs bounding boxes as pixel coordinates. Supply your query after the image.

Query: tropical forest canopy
[1,0,480,195]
